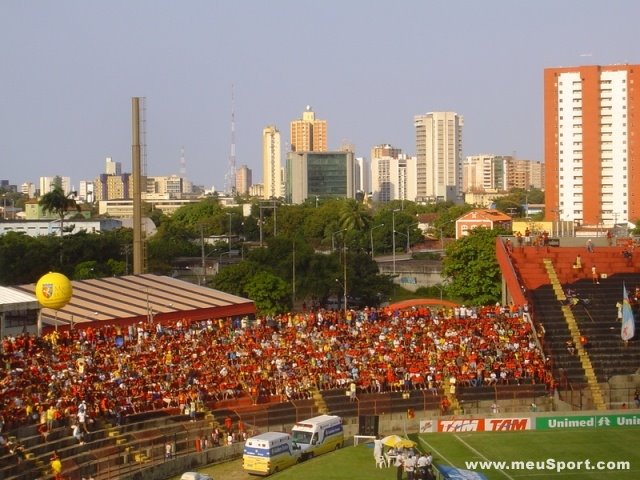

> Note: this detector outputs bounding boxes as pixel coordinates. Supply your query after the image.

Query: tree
[339,199,372,232]
[441,227,503,305]
[344,251,394,307]
[211,261,263,297]
[245,271,290,315]
[73,260,102,280]
[39,186,81,237]
[0,232,58,285]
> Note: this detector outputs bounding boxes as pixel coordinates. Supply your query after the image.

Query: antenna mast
[225,84,237,195]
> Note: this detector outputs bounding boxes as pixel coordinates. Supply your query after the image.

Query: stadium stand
[507,239,640,409]
[1,299,549,479]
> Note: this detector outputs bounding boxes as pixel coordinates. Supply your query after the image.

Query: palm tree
[39,186,81,237]
[339,199,372,232]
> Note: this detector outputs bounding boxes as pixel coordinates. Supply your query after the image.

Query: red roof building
[456,209,512,239]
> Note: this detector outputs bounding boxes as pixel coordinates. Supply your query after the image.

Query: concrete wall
[120,397,557,480]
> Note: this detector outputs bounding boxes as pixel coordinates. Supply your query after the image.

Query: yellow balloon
[35,272,73,309]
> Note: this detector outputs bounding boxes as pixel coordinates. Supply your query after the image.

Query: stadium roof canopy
[0,286,39,313]
[15,274,255,329]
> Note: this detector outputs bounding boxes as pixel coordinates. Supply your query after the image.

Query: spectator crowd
[0,303,549,438]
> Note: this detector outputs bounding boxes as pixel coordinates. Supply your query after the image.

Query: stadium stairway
[309,386,329,414]
[542,258,606,410]
[529,284,586,384]
[544,258,606,410]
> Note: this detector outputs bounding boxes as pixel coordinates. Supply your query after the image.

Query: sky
[1,1,639,191]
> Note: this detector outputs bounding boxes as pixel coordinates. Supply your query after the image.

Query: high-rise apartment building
[105,157,122,175]
[147,175,183,196]
[508,159,544,191]
[369,144,417,203]
[371,153,416,203]
[290,106,327,152]
[371,144,402,160]
[464,155,545,193]
[354,157,370,195]
[21,182,36,198]
[544,64,639,226]
[94,173,132,201]
[78,180,94,203]
[39,176,71,196]
[235,165,252,195]
[414,112,464,203]
[262,126,282,199]
[463,155,510,193]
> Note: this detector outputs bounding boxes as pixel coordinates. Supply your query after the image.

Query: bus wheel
[335,443,342,450]
[273,466,279,474]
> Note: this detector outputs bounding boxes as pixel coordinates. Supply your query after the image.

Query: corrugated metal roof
[0,286,39,310]
[15,273,254,327]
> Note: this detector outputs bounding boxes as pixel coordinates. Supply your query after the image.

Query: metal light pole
[394,230,408,253]
[342,238,347,315]
[392,209,400,275]
[406,227,410,253]
[259,208,263,247]
[226,213,233,253]
[201,225,206,283]
[332,229,346,252]
[292,240,296,305]
[369,224,384,258]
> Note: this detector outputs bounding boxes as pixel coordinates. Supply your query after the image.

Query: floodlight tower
[224,84,237,196]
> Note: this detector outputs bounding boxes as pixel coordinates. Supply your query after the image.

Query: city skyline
[2,1,638,189]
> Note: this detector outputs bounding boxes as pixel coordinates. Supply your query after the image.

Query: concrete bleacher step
[310,386,329,414]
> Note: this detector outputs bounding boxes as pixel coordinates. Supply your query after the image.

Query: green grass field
[176,427,640,480]
[414,428,640,479]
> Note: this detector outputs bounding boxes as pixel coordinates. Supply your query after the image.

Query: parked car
[180,472,213,480]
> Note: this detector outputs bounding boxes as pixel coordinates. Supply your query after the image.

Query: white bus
[242,432,301,476]
[290,415,344,459]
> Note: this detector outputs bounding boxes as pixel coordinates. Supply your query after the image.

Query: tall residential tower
[414,112,464,203]
[290,106,327,152]
[544,64,639,226]
[262,126,282,199]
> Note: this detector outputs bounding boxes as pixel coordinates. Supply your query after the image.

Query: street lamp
[342,238,347,315]
[394,229,409,253]
[369,224,384,258]
[392,209,400,275]
[225,212,234,253]
[2,195,11,220]
[406,222,421,253]
[332,228,346,252]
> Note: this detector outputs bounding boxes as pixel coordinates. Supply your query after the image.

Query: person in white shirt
[403,452,417,480]
[77,401,89,434]
[72,422,84,444]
